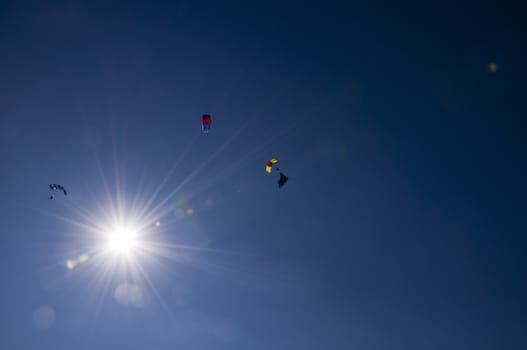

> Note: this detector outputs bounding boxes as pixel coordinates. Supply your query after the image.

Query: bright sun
[108,226,138,253]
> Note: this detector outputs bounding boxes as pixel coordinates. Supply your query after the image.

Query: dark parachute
[277,173,289,189]
[49,184,67,199]
[201,114,212,134]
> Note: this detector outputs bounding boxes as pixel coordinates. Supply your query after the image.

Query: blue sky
[0,1,526,349]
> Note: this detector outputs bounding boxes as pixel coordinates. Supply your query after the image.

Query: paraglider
[49,183,67,199]
[277,173,288,188]
[265,158,288,188]
[265,158,278,173]
[201,114,212,134]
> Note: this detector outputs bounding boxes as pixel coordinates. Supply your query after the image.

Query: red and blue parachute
[201,114,212,134]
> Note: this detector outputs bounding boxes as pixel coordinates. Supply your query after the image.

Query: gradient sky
[1,1,526,349]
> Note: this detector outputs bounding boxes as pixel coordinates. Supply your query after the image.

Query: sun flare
[108,226,138,253]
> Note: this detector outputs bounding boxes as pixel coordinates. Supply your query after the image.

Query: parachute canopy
[266,158,278,173]
[49,183,67,199]
[278,172,289,188]
[201,114,212,134]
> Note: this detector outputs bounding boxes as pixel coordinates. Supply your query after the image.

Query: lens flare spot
[66,254,89,270]
[488,62,498,73]
[32,306,56,330]
[66,259,76,270]
[174,209,185,220]
[114,283,146,308]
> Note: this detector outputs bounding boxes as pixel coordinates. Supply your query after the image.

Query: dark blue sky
[1,1,526,349]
